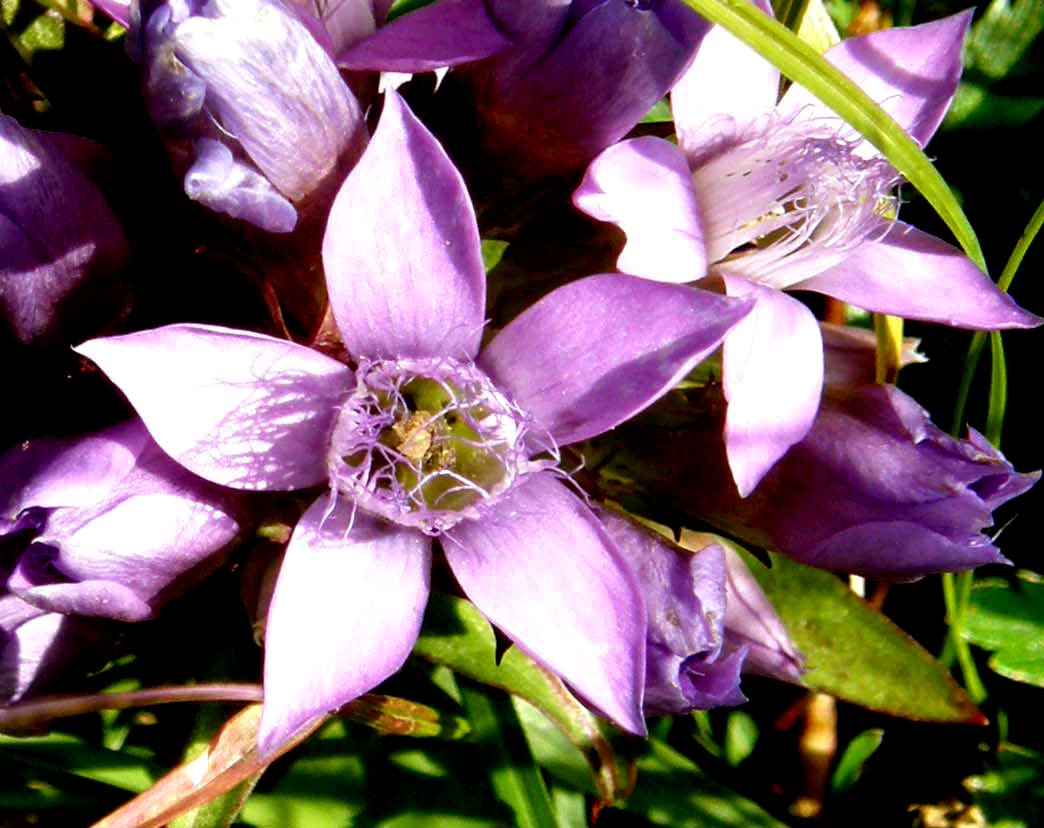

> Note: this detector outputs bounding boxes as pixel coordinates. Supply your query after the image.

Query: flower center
[690,118,900,289]
[327,357,535,534]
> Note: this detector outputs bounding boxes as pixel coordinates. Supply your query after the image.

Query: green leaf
[677,0,985,269]
[830,729,884,793]
[624,739,788,828]
[343,693,470,739]
[460,683,557,828]
[414,592,631,802]
[0,731,159,795]
[734,547,985,724]
[963,571,1044,688]
[724,711,759,768]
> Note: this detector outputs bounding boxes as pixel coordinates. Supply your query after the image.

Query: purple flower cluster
[1,0,1037,760]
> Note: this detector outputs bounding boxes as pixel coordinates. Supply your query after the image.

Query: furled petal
[722,546,804,682]
[0,420,147,516]
[76,325,351,491]
[574,137,707,283]
[9,576,153,622]
[336,0,510,71]
[39,491,237,604]
[595,508,747,714]
[481,274,751,446]
[323,90,486,360]
[778,11,971,153]
[183,138,298,233]
[720,277,824,497]
[173,0,365,201]
[258,495,431,753]
[670,0,778,162]
[444,473,647,734]
[0,595,108,703]
[793,221,1042,329]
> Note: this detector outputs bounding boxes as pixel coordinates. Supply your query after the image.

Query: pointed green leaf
[733,546,985,723]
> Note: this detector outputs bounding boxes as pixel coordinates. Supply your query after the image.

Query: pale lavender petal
[76,325,351,491]
[444,473,647,734]
[10,576,153,622]
[721,277,823,497]
[173,0,364,201]
[0,420,147,516]
[183,138,298,233]
[323,90,486,360]
[40,491,237,602]
[0,596,108,703]
[337,0,510,71]
[574,137,706,283]
[258,495,431,753]
[794,221,1042,329]
[670,0,778,162]
[481,274,751,446]
[778,11,972,152]
[722,547,804,682]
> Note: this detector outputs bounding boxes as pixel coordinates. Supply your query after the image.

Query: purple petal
[337,0,510,71]
[322,90,486,360]
[258,495,431,752]
[0,420,147,516]
[574,137,707,283]
[778,11,972,151]
[481,274,751,446]
[76,325,351,491]
[794,221,1042,330]
[89,0,131,27]
[670,0,778,162]
[720,277,823,497]
[722,546,804,682]
[479,0,707,173]
[0,596,108,703]
[10,578,153,623]
[173,0,365,201]
[444,473,647,734]
[183,138,298,233]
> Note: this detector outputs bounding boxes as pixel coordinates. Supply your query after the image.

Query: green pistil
[380,377,512,513]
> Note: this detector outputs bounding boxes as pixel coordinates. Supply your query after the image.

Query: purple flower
[341,0,708,185]
[619,326,1039,580]
[574,8,1041,496]
[0,114,130,347]
[76,91,751,750]
[597,508,802,715]
[0,419,242,701]
[133,0,367,232]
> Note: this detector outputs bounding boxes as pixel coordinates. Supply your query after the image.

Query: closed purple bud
[0,114,130,347]
[135,0,367,232]
[629,332,1039,580]
[0,419,243,625]
[598,508,765,715]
